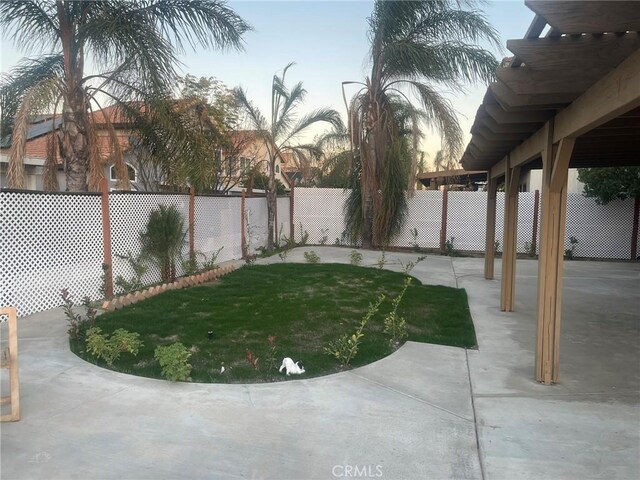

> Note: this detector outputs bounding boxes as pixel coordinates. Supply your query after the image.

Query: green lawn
[71,263,476,383]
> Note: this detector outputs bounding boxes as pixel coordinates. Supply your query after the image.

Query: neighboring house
[1,105,291,192]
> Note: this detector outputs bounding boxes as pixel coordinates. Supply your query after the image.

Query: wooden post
[532,189,540,255]
[1,306,20,422]
[536,128,576,385]
[188,186,195,259]
[100,178,113,299]
[631,196,639,260]
[500,158,521,312]
[439,188,448,252]
[484,175,498,279]
[289,184,295,241]
[241,190,247,258]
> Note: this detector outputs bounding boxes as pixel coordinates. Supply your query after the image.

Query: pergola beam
[553,49,640,142]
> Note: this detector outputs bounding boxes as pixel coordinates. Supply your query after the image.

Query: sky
[0,0,535,167]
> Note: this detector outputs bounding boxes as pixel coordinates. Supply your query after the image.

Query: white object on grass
[279,357,305,376]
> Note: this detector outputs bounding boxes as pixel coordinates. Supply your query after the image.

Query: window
[240,156,251,172]
[110,163,137,182]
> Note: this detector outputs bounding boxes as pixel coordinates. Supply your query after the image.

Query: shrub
[266,335,278,372]
[304,251,320,263]
[383,277,412,347]
[61,289,97,340]
[377,250,386,269]
[140,204,186,283]
[86,327,143,367]
[154,343,192,381]
[444,237,455,256]
[114,251,148,293]
[350,250,363,266]
[565,236,579,260]
[399,255,426,275]
[324,293,385,367]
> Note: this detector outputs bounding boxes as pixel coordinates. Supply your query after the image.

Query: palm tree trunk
[58,92,90,191]
[361,134,377,249]
[266,160,277,251]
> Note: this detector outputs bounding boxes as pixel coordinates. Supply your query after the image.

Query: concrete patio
[1,247,638,479]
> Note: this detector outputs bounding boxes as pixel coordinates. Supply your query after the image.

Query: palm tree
[234,63,343,251]
[0,0,250,191]
[343,0,499,247]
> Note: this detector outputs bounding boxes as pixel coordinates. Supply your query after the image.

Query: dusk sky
[0,1,535,166]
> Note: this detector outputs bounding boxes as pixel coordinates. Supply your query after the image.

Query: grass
[71,263,476,383]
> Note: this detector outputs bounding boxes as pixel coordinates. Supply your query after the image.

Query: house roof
[461,0,640,174]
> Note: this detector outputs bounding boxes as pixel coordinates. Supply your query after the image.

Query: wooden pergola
[461,1,640,385]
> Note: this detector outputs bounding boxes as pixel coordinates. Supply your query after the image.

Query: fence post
[100,178,113,298]
[241,190,247,258]
[631,196,639,260]
[439,188,448,252]
[189,186,195,259]
[532,189,540,255]
[289,184,295,241]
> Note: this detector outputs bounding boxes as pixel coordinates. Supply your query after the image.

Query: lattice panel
[193,196,242,264]
[276,196,291,244]
[447,191,486,251]
[245,197,269,254]
[0,191,104,316]
[391,190,443,249]
[294,188,350,245]
[109,193,190,293]
[564,194,635,259]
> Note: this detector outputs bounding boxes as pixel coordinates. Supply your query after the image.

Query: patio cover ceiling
[461,0,640,173]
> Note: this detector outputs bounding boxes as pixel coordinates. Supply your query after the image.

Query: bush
[86,327,143,366]
[350,250,363,266]
[383,277,411,347]
[304,251,320,263]
[140,204,186,283]
[61,289,97,340]
[324,294,385,367]
[154,343,192,381]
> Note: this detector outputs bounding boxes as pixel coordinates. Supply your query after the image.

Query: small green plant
[350,250,363,266]
[181,252,200,277]
[410,228,420,251]
[565,236,579,260]
[377,250,386,269]
[265,335,278,372]
[61,289,97,340]
[399,255,427,275]
[383,277,412,347]
[201,247,223,271]
[523,241,537,257]
[99,263,111,299]
[246,349,259,369]
[86,327,143,367]
[494,240,500,255]
[114,251,148,293]
[304,250,320,263]
[298,223,309,246]
[324,294,385,367]
[278,248,289,262]
[154,343,192,381]
[444,237,455,256]
[319,228,329,246]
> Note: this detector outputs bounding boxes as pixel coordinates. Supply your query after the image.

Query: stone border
[101,265,238,311]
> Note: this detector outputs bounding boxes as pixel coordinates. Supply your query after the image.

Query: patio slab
[2,248,638,479]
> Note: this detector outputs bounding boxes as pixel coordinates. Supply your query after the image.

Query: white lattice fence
[276,196,291,244]
[294,188,349,245]
[193,195,242,264]
[109,192,190,293]
[0,191,104,316]
[564,194,635,259]
[245,196,269,254]
[392,190,443,249]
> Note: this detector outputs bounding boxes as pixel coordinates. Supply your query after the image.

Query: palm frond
[233,87,267,131]
[0,1,60,55]
[281,108,344,146]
